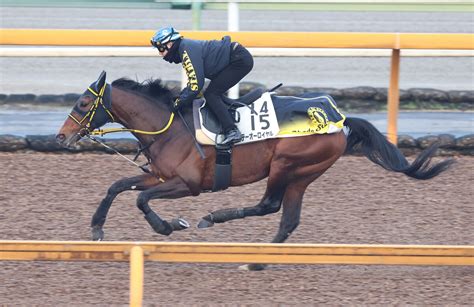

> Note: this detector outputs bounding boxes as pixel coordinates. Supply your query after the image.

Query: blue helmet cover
[151,26,181,45]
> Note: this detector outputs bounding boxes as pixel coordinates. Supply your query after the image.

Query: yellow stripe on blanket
[274,95,346,137]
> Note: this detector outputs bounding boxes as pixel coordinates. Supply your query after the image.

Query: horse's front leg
[91,174,161,241]
[136,176,193,236]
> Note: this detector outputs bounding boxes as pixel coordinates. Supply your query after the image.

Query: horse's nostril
[56,134,65,143]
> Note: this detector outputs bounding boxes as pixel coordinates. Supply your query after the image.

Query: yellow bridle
[69,82,175,137]
[68,83,115,130]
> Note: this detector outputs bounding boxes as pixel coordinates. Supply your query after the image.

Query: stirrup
[221,130,243,145]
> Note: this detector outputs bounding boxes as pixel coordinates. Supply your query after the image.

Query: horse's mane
[111,78,174,105]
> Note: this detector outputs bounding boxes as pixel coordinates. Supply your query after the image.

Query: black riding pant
[204,43,254,132]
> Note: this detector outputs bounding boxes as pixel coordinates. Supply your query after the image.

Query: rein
[85,134,165,183]
[90,112,175,137]
[69,82,173,182]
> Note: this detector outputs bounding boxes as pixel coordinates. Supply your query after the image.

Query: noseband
[68,83,114,136]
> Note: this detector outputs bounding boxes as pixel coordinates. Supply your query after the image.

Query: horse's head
[56,71,114,147]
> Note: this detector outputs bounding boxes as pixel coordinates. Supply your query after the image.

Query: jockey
[150,26,254,145]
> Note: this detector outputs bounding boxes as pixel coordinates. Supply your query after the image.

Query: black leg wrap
[144,211,173,235]
[198,208,245,229]
[210,208,245,223]
[91,198,113,227]
[91,213,106,228]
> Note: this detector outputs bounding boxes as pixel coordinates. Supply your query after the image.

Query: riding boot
[221,127,243,145]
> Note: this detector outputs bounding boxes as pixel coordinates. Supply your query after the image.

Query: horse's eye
[79,96,93,107]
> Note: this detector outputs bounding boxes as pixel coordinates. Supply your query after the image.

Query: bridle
[66,80,180,181]
[68,82,175,137]
[68,82,114,137]
[68,81,168,182]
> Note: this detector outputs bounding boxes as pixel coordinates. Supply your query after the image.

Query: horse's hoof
[239,263,267,271]
[197,218,214,228]
[170,218,190,231]
[91,226,104,241]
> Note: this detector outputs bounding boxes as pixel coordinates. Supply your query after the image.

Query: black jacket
[175,36,232,106]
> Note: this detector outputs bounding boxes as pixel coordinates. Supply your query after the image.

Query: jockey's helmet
[150,26,181,49]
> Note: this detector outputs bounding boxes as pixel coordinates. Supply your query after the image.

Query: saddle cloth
[193,92,346,146]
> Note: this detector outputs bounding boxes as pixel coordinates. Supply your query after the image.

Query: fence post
[130,246,144,307]
[192,0,202,31]
[387,48,400,145]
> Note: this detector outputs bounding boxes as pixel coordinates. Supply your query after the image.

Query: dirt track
[1,152,472,305]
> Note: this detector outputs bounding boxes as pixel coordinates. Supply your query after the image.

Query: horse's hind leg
[91,174,161,241]
[243,174,322,271]
[197,187,286,228]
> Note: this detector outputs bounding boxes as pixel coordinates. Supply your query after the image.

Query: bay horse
[56,71,452,270]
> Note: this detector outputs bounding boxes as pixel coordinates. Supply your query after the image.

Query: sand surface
[0,153,472,305]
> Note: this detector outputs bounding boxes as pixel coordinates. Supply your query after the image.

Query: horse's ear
[97,71,107,89]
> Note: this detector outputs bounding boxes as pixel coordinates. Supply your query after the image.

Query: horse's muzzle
[55,133,80,148]
[55,133,66,144]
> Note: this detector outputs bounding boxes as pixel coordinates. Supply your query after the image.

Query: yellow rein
[70,83,170,183]
[90,112,175,137]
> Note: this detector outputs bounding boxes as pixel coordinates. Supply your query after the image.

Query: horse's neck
[110,88,175,143]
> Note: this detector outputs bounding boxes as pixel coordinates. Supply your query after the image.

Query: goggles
[150,40,169,53]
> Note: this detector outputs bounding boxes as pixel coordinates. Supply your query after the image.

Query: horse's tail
[344,117,453,180]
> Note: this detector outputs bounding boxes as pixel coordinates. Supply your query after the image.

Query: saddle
[194,90,345,146]
[193,88,346,192]
[222,87,265,108]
